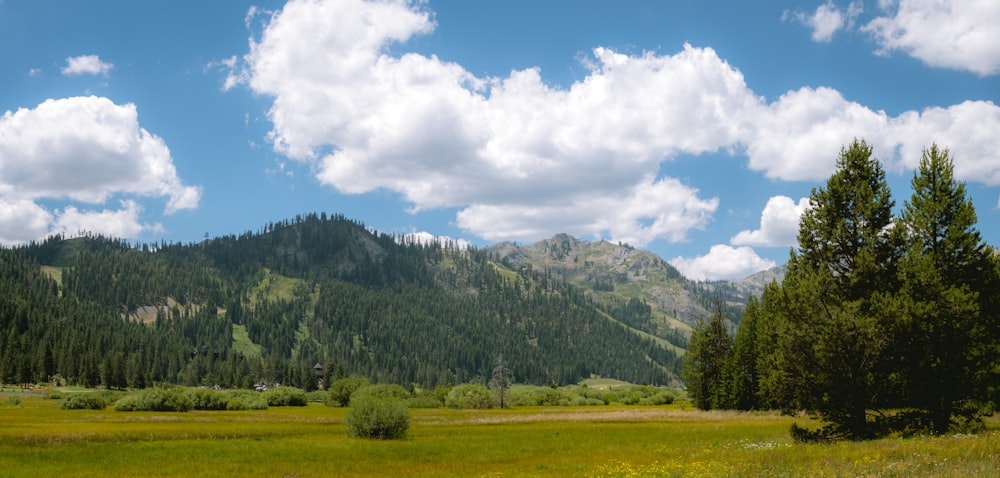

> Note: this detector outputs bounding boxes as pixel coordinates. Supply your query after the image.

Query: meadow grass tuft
[0,395,997,477]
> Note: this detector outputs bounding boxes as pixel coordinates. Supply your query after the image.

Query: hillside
[486,234,781,344]
[2,213,698,390]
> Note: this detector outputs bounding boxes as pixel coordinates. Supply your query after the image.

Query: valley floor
[1,394,998,477]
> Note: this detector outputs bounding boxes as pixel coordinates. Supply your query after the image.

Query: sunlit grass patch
[1,396,998,477]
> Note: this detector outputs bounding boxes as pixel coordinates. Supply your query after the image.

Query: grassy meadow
[1,391,998,477]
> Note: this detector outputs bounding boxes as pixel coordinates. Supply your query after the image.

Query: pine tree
[728,295,761,410]
[779,139,901,439]
[681,296,733,410]
[896,144,995,434]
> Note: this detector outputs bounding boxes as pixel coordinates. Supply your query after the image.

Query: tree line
[683,141,1000,439]
[1,212,680,391]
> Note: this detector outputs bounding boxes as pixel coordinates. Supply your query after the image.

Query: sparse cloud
[670,245,777,281]
[731,196,810,247]
[0,96,200,245]
[223,0,1000,249]
[400,231,471,249]
[28,68,42,77]
[61,54,114,76]
[862,0,1000,76]
[784,1,863,43]
[51,200,163,240]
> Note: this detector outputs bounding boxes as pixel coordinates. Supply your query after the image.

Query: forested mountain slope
[487,234,780,344]
[2,213,705,390]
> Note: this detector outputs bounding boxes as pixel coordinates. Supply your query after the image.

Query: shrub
[187,388,229,410]
[114,388,193,412]
[351,384,410,402]
[305,390,326,403]
[638,391,675,406]
[61,393,110,410]
[185,389,268,411]
[226,390,268,410]
[445,383,491,409]
[226,397,250,411]
[407,390,444,408]
[346,395,410,440]
[5,396,24,407]
[263,386,307,407]
[326,376,371,407]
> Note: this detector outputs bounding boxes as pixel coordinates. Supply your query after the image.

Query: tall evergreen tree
[896,144,995,434]
[681,296,733,410]
[779,139,901,439]
[728,294,762,410]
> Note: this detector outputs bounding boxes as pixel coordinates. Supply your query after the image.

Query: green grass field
[1,394,998,477]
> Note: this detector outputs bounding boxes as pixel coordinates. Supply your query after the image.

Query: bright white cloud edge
[783,0,863,43]
[224,0,1000,276]
[670,245,778,281]
[862,0,1000,76]
[0,96,200,245]
[731,196,811,247]
[61,54,114,76]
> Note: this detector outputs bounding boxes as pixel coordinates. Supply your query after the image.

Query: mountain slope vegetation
[2,213,704,390]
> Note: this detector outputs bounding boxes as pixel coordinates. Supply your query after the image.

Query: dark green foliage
[351,383,411,402]
[893,145,997,434]
[778,140,901,439]
[60,393,112,410]
[405,390,445,408]
[726,295,761,410]
[511,386,578,406]
[345,395,410,440]
[186,388,268,410]
[730,141,1000,440]
[263,386,308,406]
[1,213,678,393]
[113,387,194,412]
[445,383,492,409]
[681,296,733,410]
[326,377,371,407]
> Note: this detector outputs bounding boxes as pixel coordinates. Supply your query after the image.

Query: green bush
[226,397,250,411]
[61,393,110,410]
[569,395,606,406]
[638,391,675,406]
[345,395,410,440]
[510,386,558,406]
[114,388,194,412]
[406,390,444,408]
[352,383,410,401]
[185,389,268,411]
[306,390,326,403]
[445,383,491,409]
[227,390,268,410]
[187,388,229,410]
[326,376,371,407]
[263,386,307,407]
[5,396,24,407]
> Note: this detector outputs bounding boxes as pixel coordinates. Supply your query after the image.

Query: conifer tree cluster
[683,141,1000,439]
[1,213,680,391]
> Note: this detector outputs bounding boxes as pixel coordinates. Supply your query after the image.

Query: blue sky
[1,0,999,280]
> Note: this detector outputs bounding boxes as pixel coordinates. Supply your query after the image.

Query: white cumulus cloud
[0,96,200,244]
[224,0,1000,248]
[51,200,162,239]
[400,231,471,249]
[670,245,777,281]
[784,1,863,42]
[731,196,811,247]
[61,54,114,76]
[863,0,1000,76]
